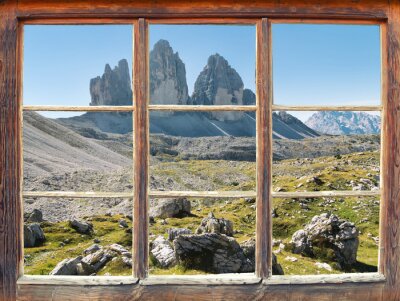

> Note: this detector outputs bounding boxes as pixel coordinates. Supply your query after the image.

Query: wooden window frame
[1,1,399,300]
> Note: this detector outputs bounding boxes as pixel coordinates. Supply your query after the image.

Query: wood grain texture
[0,1,21,301]
[255,18,271,279]
[272,105,382,111]
[17,282,386,301]
[16,0,388,19]
[0,0,398,300]
[148,104,256,111]
[23,105,134,112]
[133,18,149,280]
[381,1,400,300]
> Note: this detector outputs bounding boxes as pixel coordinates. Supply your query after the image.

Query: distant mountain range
[305,111,381,135]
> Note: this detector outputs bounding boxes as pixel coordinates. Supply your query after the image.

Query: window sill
[140,273,261,286]
[265,273,385,285]
[17,275,139,286]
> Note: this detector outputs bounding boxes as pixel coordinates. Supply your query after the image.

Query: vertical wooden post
[256,18,272,278]
[382,1,400,299]
[0,1,21,300]
[133,18,149,279]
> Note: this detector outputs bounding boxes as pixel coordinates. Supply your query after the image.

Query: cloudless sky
[23,23,380,121]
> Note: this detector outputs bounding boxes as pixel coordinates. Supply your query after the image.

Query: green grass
[25,151,380,276]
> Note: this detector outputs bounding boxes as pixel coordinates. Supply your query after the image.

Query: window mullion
[256,18,272,279]
[133,18,149,279]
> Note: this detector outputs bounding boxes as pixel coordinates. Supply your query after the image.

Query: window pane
[149,25,256,106]
[150,111,256,191]
[23,25,133,108]
[272,24,381,106]
[23,111,133,192]
[272,111,380,192]
[272,196,379,275]
[148,197,257,275]
[24,197,132,276]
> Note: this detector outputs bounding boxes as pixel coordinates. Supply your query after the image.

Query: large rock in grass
[24,209,43,223]
[69,219,93,235]
[24,223,45,248]
[168,228,191,241]
[291,213,359,268]
[150,236,177,268]
[174,233,252,273]
[240,238,284,275]
[196,212,234,237]
[50,256,82,275]
[149,198,191,219]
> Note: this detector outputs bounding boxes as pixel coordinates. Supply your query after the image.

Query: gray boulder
[150,236,177,268]
[69,219,93,235]
[196,212,234,237]
[50,256,82,275]
[149,198,191,219]
[173,233,252,273]
[291,213,359,268]
[24,209,43,223]
[167,228,191,241]
[24,223,45,248]
[240,238,284,275]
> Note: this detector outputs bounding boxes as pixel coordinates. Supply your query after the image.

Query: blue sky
[23,24,380,121]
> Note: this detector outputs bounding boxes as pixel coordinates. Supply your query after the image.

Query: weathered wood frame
[1,0,399,300]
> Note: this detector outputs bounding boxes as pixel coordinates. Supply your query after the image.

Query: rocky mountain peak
[305,111,381,135]
[150,39,189,105]
[89,59,132,106]
[191,53,245,121]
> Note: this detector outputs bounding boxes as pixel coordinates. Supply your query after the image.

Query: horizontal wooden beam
[23,105,134,112]
[148,105,257,111]
[22,191,134,198]
[141,274,260,286]
[17,276,138,286]
[22,190,381,199]
[272,105,382,111]
[266,273,385,285]
[273,190,381,198]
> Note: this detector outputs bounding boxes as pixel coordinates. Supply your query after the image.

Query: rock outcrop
[150,236,177,268]
[243,89,256,106]
[168,228,191,241]
[149,198,191,219]
[24,223,45,248]
[191,54,244,121]
[24,209,43,223]
[173,233,253,273]
[291,213,359,269]
[150,40,189,106]
[49,243,131,275]
[69,219,94,235]
[90,59,132,106]
[196,212,234,236]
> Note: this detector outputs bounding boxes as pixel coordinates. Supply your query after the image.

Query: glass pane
[24,197,132,276]
[150,111,256,191]
[272,111,380,192]
[24,25,133,109]
[149,197,256,275]
[149,25,256,106]
[272,196,379,275]
[272,24,381,106]
[23,111,133,192]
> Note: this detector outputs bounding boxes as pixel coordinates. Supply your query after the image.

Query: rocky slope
[305,111,381,135]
